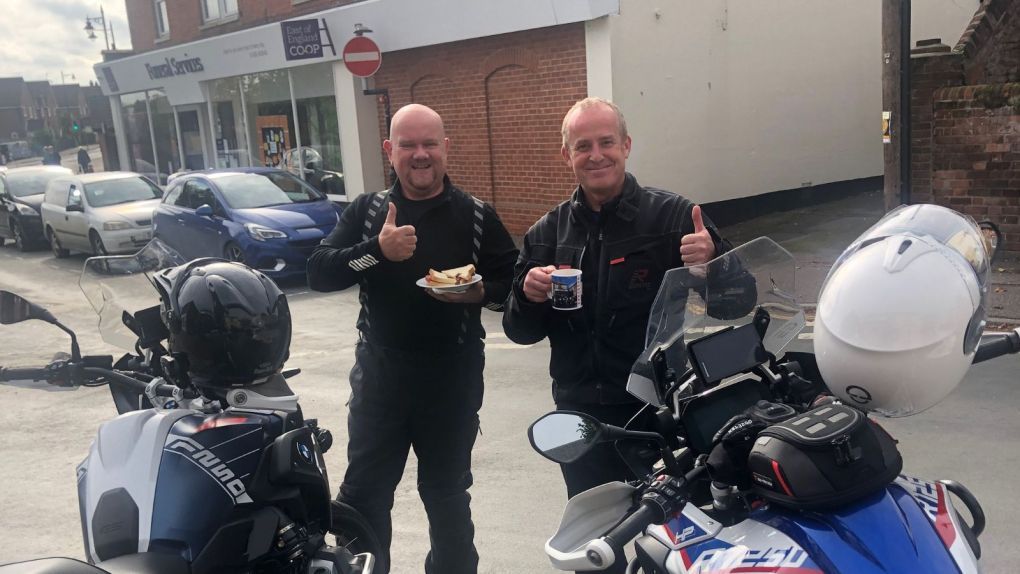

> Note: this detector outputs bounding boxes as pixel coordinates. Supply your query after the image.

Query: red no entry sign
[342,36,382,78]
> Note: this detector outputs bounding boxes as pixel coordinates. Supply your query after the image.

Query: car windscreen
[215,172,324,209]
[84,177,163,207]
[6,170,71,197]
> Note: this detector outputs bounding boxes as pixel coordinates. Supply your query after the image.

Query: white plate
[416,273,483,294]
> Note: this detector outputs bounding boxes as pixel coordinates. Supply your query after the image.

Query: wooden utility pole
[882,0,911,211]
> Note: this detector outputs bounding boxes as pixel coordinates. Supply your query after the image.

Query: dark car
[0,166,73,250]
[153,168,342,280]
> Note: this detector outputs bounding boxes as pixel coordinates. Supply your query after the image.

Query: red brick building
[911,0,1020,249]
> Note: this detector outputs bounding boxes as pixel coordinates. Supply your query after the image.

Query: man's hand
[523,265,556,303]
[378,203,417,262]
[428,281,485,304]
[680,205,716,266]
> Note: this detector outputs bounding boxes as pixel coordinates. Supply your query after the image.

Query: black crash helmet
[153,258,291,388]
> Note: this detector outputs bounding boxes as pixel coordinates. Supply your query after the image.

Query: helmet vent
[897,239,913,255]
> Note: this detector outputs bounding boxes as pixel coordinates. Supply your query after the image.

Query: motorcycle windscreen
[79,237,187,350]
[631,237,805,404]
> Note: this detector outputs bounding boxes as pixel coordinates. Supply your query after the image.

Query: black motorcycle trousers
[338,340,483,574]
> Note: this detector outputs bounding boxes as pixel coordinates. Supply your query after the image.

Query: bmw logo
[846,385,873,405]
[297,442,313,463]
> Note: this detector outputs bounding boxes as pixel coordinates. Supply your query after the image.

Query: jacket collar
[568,172,641,224]
[390,174,454,205]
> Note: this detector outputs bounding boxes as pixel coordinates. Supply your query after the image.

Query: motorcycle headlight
[244,223,287,241]
[15,203,38,216]
[103,220,132,231]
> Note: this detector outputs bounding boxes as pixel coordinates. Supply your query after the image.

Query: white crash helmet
[814,204,992,417]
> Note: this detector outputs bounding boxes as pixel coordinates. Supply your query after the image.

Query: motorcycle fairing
[149,412,275,560]
[650,505,721,549]
[78,409,194,562]
[754,485,964,574]
[666,521,823,574]
[893,475,980,574]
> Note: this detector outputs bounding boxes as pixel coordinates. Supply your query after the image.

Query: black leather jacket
[503,173,730,405]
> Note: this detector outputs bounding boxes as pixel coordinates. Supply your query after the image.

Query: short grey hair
[560,97,628,147]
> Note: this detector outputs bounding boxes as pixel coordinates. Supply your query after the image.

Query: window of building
[154,0,169,37]
[201,0,238,24]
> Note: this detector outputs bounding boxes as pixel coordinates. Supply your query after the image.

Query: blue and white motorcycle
[529,206,1019,573]
[0,239,376,574]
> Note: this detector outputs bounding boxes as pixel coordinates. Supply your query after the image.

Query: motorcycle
[0,239,378,574]
[528,234,1020,573]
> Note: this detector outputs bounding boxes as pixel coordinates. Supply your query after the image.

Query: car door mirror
[195,204,213,217]
[66,203,84,213]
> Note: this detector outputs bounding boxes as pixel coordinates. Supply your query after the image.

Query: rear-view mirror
[528,411,605,464]
[0,291,52,325]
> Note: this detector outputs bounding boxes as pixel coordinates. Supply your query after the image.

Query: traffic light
[71,120,80,133]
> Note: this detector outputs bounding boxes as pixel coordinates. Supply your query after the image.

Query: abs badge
[297,441,313,463]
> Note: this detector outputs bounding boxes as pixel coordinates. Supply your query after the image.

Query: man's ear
[382,139,393,155]
[561,144,571,166]
[444,137,450,154]
[622,135,632,159]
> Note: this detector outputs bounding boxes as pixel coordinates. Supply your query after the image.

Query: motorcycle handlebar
[0,367,53,382]
[972,328,1020,364]
[601,466,708,563]
[82,367,177,397]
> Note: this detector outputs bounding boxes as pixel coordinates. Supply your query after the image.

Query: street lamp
[84,5,117,51]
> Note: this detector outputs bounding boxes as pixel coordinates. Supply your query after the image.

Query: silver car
[40,172,162,256]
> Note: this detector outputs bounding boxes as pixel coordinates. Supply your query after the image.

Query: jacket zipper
[590,227,606,399]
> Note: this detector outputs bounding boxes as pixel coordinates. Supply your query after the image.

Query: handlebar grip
[602,502,662,556]
[82,368,176,397]
[972,329,1020,364]
[0,367,51,382]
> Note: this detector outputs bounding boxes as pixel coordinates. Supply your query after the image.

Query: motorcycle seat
[0,558,109,574]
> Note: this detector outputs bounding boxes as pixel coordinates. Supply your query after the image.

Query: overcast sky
[0,1,131,86]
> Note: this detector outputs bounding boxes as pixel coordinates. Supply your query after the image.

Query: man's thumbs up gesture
[379,202,417,261]
[680,205,716,266]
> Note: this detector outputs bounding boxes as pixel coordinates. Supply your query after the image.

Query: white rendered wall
[601,0,976,204]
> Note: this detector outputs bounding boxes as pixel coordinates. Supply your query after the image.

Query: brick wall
[957,0,1020,85]
[127,0,360,54]
[911,0,1020,250]
[370,23,588,235]
[928,83,1020,248]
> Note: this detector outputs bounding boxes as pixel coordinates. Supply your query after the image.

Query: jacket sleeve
[306,195,386,293]
[477,204,519,311]
[502,224,553,345]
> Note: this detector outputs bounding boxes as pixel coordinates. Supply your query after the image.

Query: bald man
[308,104,518,573]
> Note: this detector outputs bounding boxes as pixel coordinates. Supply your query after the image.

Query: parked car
[282,146,348,206]
[41,172,162,257]
[0,166,73,250]
[152,168,342,280]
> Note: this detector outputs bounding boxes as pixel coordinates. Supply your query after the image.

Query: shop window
[119,92,156,182]
[154,0,169,37]
[240,70,294,169]
[148,90,181,183]
[208,77,251,168]
[201,0,238,24]
[290,62,343,198]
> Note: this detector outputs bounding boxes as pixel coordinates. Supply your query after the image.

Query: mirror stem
[55,321,81,361]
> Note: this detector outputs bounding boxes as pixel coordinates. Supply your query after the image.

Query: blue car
[153,168,342,280]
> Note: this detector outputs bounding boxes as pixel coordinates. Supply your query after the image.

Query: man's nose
[588,146,603,162]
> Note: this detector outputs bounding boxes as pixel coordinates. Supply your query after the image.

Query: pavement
[5,144,104,173]
[717,187,1020,329]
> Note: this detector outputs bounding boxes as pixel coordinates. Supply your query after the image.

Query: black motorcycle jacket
[502,173,731,404]
[308,177,518,353]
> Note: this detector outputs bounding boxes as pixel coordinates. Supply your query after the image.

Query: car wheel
[224,242,245,263]
[89,230,108,256]
[12,220,29,252]
[49,228,69,258]
[0,235,5,247]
